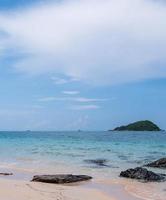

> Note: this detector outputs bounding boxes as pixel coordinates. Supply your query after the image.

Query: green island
[112,120,161,131]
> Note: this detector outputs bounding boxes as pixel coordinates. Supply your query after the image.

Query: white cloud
[51,77,69,85]
[0,0,166,85]
[62,90,80,95]
[38,96,108,102]
[38,97,58,102]
[70,104,100,110]
[75,97,108,102]
[51,76,78,85]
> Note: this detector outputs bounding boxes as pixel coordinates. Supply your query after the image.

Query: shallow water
[0,131,165,171]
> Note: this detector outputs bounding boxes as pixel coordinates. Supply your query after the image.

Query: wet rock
[145,158,166,168]
[84,159,109,167]
[120,167,166,182]
[0,173,13,176]
[32,174,92,184]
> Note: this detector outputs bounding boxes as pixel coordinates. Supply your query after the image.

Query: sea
[0,131,165,174]
[0,131,165,199]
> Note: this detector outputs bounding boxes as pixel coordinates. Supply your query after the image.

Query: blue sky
[0,0,165,130]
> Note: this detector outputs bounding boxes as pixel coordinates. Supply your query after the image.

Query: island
[112,120,161,131]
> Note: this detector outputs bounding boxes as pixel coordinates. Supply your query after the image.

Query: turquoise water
[0,131,165,176]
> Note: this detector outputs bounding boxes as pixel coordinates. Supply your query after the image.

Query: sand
[0,167,164,200]
[0,178,115,200]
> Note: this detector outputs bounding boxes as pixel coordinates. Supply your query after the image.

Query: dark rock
[145,158,166,168]
[120,167,166,182]
[84,159,109,167]
[0,173,13,176]
[32,174,92,184]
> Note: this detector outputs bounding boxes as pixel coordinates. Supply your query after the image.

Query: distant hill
[112,120,161,131]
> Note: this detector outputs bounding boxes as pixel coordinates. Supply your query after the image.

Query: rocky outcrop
[120,167,165,182]
[32,174,92,184]
[145,158,166,168]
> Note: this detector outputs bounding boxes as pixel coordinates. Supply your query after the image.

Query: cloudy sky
[0,0,165,130]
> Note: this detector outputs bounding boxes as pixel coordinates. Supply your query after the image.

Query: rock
[32,174,92,184]
[112,120,161,131]
[0,173,13,176]
[120,167,166,182]
[84,159,109,167]
[145,158,166,168]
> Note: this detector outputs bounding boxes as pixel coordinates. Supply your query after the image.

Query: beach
[0,170,142,200]
[0,0,165,199]
[0,178,113,200]
[0,131,165,200]
[0,167,165,200]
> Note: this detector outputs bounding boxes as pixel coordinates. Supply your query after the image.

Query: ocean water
[0,131,165,178]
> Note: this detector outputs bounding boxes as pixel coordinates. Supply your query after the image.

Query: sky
[0,0,165,130]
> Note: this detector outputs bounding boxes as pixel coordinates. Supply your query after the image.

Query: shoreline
[0,164,165,200]
[0,166,145,200]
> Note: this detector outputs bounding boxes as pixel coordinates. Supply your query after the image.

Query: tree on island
[112,120,161,131]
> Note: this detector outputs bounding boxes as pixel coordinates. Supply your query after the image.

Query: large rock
[120,167,166,182]
[145,158,166,168]
[32,174,92,184]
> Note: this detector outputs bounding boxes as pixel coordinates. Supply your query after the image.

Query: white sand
[0,167,164,200]
[0,178,114,200]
